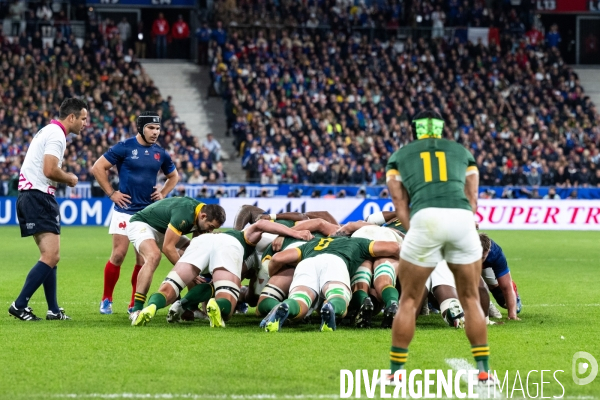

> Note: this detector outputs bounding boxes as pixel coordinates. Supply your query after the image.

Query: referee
[9,98,88,321]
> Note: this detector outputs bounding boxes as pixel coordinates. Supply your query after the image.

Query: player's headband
[414,118,444,139]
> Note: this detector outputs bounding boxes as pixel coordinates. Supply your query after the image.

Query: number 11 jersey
[385,138,478,217]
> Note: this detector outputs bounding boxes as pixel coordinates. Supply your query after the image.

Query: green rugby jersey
[386,138,477,216]
[130,197,205,235]
[296,237,375,276]
[261,232,326,264]
[223,230,257,260]
[382,219,407,237]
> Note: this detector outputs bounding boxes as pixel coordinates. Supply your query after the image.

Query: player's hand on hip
[111,191,131,208]
[151,187,165,201]
[294,230,313,241]
[67,173,79,187]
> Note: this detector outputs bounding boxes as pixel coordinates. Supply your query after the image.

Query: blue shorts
[17,190,61,237]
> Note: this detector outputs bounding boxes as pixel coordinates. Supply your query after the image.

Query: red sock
[103,261,121,301]
[129,265,143,308]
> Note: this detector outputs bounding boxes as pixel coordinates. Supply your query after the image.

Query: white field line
[51,395,340,399]
[444,358,505,400]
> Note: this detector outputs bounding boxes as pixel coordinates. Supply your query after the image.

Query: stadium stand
[0,4,225,198]
[206,1,600,191]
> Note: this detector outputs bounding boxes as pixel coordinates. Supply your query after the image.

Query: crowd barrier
[1,197,599,230]
[54,183,600,199]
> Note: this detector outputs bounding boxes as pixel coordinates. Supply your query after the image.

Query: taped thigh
[374,261,396,283]
[324,283,351,304]
[164,271,186,298]
[351,265,373,287]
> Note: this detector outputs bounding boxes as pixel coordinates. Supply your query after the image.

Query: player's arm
[43,155,78,187]
[269,247,302,277]
[387,179,411,231]
[365,211,397,225]
[335,221,373,236]
[465,153,479,214]
[497,272,519,320]
[293,218,339,236]
[162,227,188,265]
[371,241,401,259]
[245,220,314,245]
[257,211,339,225]
[153,156,180,201]
[91,155,131,208]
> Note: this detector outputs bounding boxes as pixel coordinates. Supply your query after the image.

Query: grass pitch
[0,227,599,399]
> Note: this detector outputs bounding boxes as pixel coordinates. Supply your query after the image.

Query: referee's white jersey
[18,121,67,196]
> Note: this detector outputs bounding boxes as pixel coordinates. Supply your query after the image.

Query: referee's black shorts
[17,190,61,237]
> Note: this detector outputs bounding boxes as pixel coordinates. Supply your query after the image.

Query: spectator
[188,170,204,184]
[211,20,226,48]
[202,133,222,162]
[568,190,578,199]
[527,167,542,187]
[135,21,146,58]
[35,1,52,20]
[118,17,132,50]
[196,22,211,65]
[152,13,169,58]
[544,187,561,199]
[9,0,25,36]
[171,15,190,59]
[546,24,561,48]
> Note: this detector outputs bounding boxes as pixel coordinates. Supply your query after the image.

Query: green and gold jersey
[130,197,205,235]
[386,138,477,216]
[261,232,326,263]
[382,219,407,237]
[223,230,257,260]
[296,237,375,277]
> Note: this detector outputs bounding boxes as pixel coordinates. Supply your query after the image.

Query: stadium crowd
[207,1,600,190]
[0,10,226,197]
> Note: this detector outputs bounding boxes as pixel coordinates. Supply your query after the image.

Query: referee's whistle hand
[67,173,79,187]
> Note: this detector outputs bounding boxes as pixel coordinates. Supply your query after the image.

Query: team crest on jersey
[131,149,139,159]
[154,153,160,161]
[180,220,187,229]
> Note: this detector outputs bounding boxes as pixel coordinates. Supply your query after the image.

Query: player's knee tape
[164,271,186,298]
[440,298,464,327]
[374,262,396,283]
[289,291,313,310]
[366,211,386,225]
[253,261,271,296]
[324,283,351,304]
[261,284,286,302]
[490,287,506,308]
[351,266,372,286]
[214,280,241,301]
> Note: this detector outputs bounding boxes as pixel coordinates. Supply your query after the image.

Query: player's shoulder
[42,123,66,139]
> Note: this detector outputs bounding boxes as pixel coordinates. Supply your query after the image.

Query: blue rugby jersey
[483,240,510,279]
[103,137,176,214]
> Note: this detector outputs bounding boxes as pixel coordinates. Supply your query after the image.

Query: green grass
[0,227,599,399]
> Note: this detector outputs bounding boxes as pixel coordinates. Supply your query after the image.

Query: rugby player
[132,220,314,327]
[125,197,226,318]
[384,110,492,384]
[480,233,522,320]
[92,111,179,314]
[261,236,400,332]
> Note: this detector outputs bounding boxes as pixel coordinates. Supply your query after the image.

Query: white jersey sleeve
[19,124,66,196]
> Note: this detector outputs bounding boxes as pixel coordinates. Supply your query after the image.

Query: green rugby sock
[147,293,167,310]
[472,344,490,372]
[283,298,301,319]
[215,298,232,316]
[328,297,347,317]
[348,289,368,312]
[181,283,214,310]
[382,285,399,308]
[257,298,279,316]
[133,292,146,312]
[390,346,408,374]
